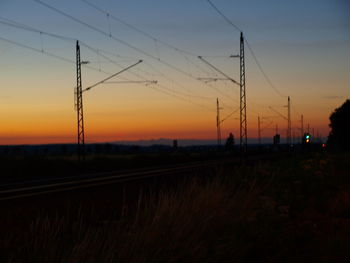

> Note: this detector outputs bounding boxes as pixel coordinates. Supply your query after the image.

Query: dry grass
[2,152,350,262]
[3,170,265,263]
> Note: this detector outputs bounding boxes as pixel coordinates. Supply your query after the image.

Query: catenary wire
[32,0,238,105]
[205,0,287,98]
[0,17,218,105]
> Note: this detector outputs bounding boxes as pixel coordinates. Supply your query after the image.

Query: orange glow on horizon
[0,117,330,145]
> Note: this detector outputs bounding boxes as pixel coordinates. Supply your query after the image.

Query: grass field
[1,151,350,262]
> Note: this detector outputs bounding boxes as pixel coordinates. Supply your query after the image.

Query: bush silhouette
[328,99,350,150]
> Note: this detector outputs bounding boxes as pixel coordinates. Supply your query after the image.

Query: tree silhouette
[328,99,350,150]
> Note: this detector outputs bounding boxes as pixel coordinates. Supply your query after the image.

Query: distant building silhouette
[173,139,178,150]
[225,133,235,151]
[273,134,280,145]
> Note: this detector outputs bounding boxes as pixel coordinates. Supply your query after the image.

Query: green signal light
[304,133,311,144]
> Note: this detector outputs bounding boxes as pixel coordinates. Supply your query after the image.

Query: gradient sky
[0,0,349,144]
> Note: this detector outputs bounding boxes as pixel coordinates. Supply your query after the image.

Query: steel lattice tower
[240,32,247,152]
[300,114,304,144]
[287,96,291,146]
[216,98,222,147]
[258,116,261,145]
[76,41,85,160]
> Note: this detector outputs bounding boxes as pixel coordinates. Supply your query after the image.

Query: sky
[0,0,349,145]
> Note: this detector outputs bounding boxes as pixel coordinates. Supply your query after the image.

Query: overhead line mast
[33,0,237,104]
[269,96,291,146]
[198,33,246,152]
[240,32,247,153]
[301,114,304,143]
[287,96,291,146]
[26,1,238,111]
[75,40,85,160]
[216,98,222,147]
[258,116,261,145]
[197,56,239,85]
[75,41,143,160]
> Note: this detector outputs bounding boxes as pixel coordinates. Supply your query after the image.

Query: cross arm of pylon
[268,106,287,121]
[83,60,143,92]
[197,77,232,83]
[220,107,240,124]
[197,56,239,86]
[103,80,157,85]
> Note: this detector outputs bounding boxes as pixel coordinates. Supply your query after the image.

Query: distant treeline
[0,142,325,157]
[0,143,223,156]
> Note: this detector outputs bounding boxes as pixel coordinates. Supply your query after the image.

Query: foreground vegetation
[1,151,350,262]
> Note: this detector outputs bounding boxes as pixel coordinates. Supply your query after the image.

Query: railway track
[0,152,288,202]
[0,160,222,201]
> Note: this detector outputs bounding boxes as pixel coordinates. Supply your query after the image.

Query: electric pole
[74,40,143,160]
[258,116,261,145]
[197,34,244,150]
[75,40,85,161]
[301,114,304,144]
[240,32,247,153]
[216,98,222,147]
[287,96,291,146]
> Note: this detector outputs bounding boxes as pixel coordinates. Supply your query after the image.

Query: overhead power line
[0,22,128,77]
[0,17,218,107]
[0,16,143,66]
[79,0,237,100]
[32,0,237,106]
[0,34,213,111]
[83,60,143,92]
[0,36,73,65]
[77,43,214,101]
[80,32,225,101]
[1,34,214,111]
[143,60,235,101]
[205,0,287,98]
[220,106,240,123]
[80,0,235,87]
[206,0,242,32]
[83,42,214,100]
[80,0,198,57]
[244,41,286,97]
[198,56,239,85]
[0,16,76,42]
[32,0,198,80]
[1,6,232,112]
[105,80,156,84]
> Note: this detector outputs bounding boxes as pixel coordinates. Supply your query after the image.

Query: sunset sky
[0,0,349,145]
